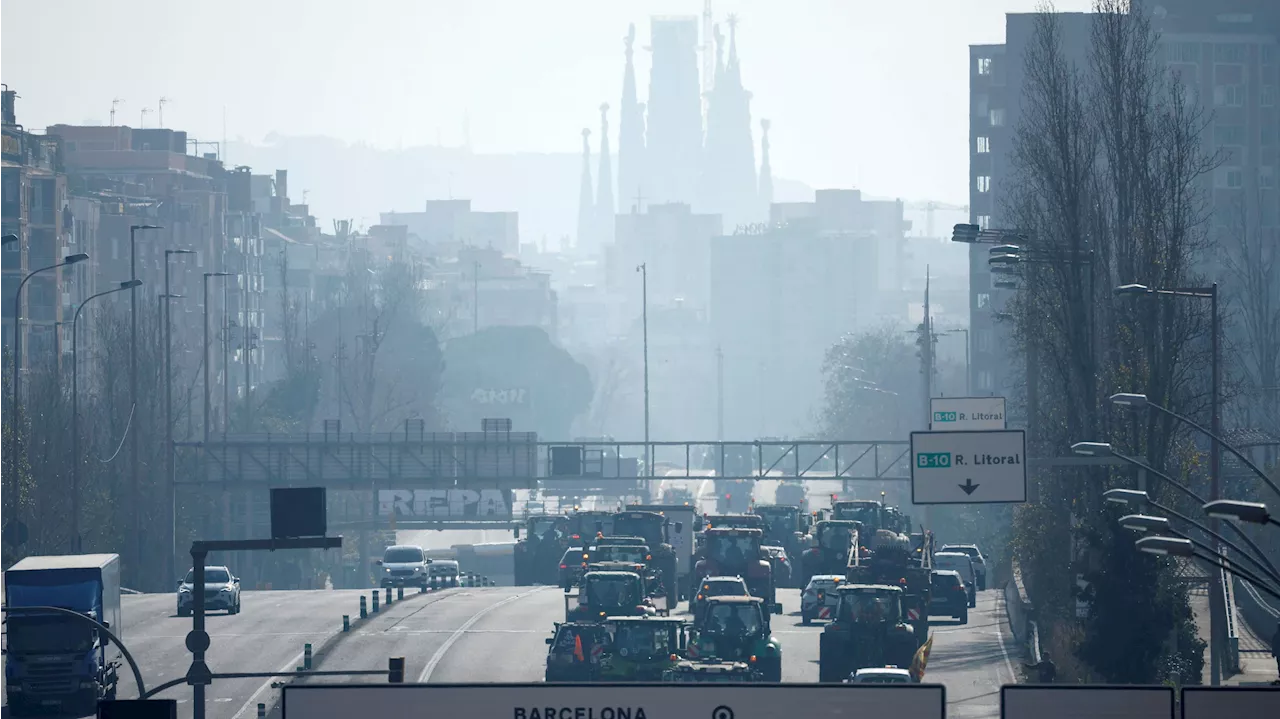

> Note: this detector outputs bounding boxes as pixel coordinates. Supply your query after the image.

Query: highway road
[3,479,1014,719]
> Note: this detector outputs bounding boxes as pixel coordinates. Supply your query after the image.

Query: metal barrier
[1219,548,1241,673]
[1028,619,1043,665]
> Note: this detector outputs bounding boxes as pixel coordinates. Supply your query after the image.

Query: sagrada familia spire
[700,15,758,231]
[596,104,615,245]
[759,118,773,216]
[645,16,704,207]
[576,128,595,250]
[618,23,647,213]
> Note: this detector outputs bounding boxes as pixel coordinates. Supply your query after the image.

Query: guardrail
[1218,544,1241,673]
[1003,557,1038,666]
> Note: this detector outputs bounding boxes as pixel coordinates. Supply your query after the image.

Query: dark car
[559,547,587,591]
[929,570,968,623]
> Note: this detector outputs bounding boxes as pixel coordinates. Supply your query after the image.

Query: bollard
[372,591,380,613]
[430,576,438,590]
[389,656,405,684]
[360,595,368,618]
[397,586,404,601]
[257,703,266,719]
[304,643,313,670]
[384,587,391,605]
[343,614,350,632]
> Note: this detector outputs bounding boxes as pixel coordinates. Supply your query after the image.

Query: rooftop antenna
[158,97,170,128]
[140,107,152,128]
[110,98,125,126]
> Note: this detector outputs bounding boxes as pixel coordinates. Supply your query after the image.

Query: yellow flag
[909,634,934,682]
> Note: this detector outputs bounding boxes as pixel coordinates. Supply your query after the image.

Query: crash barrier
[1027,620,1043,666]
[1001,685,1174,719]
[1219,547,1240,673]
[1232,573,1280,660]
[1003,558,1036,660]
[283,684,947,719]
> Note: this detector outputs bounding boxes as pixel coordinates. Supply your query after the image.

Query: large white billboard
[910,429,1027,505]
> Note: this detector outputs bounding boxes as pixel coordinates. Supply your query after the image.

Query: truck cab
[4,554,122,717]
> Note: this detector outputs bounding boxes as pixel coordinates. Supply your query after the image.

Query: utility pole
[110,98,124,126]
[129,224,159,588]
[716,345,724,442]
[637,263,651,476]
[223,280,231,434]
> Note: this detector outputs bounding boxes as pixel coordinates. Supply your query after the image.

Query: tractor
[611,510,681,611]
[751,503,810,587]
[817,584,918,683]
[566,570,656,623]
[686,595,782,682]
[513,513,569,586]
[798,520,862,589]
[848,528,933,648]
[595,616,687,681]
[694,528,782,614]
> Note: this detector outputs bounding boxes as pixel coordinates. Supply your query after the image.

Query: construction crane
[904,200,969,238]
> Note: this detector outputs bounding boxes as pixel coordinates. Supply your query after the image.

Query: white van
[933,552,976,607]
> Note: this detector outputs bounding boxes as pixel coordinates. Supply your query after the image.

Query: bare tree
[337,255,421,432]
[1221,193,1280,433]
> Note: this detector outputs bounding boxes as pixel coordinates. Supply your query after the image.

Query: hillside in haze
[226,135,817,244]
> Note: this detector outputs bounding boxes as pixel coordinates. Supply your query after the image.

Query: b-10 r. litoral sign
[283,684,946,719]
[930,396,1006,430]
[910,429,1027,505]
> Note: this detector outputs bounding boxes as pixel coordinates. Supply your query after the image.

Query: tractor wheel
[818,632,845,683]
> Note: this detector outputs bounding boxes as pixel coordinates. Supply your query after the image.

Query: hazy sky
[2,0,1093,206]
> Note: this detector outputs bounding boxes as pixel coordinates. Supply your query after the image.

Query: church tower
[645,16,703,206]
[576,128,595,251]
[596,104,616,246]
[701,15,758,230]
[758,118,773,218]
[618,24,647,213]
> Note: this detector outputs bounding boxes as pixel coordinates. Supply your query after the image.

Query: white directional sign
[284,684,946,719]
[1001,685,1173,719]
[930,396,1006,431]
[910,429,1027,505]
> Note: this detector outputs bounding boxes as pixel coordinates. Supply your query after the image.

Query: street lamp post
[128,224,161,587]
[1135,536,1280,603]
[1114,281,1222,685]
[163,249,194,582]
[9,252,90,466]
[71,280,142,552]
[636,263,650,477]
[203,273,231,442]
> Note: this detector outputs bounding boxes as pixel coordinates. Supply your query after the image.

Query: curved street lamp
[71,279,143,551]
[1135,535,1280,604]
[9,253,90,468]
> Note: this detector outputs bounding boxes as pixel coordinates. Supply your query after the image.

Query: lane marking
[417,587,547,682]
[230,649,304,719]
[993,592,1017,684]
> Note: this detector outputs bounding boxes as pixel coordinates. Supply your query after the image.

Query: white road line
[230,649,304,719]
[993,592,1017,684]
[417,587,547,682]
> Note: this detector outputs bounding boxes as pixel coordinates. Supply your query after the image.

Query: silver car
[940,544,987,590]
[177,566,241,616]
[800,574,844,624]
[428,558,460,586]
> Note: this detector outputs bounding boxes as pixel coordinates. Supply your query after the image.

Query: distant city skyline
[0,0,1093,208]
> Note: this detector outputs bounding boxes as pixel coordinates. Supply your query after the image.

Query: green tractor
[798,520,861,588]
[545,622,611,682]
[817,584,918,683]
[611,510,680,611]
[566,570,656,622]
[596,616,687,681]
[687,596,782,682]
[513,513,569,586]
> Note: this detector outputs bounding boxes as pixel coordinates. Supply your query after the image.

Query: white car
[846,667,915,684]
[800,574,844,624]
[378,544,431,589]
[933,552,976,607]
[428,558,460,586]
[177,566,241,616]
[940,544,987,590]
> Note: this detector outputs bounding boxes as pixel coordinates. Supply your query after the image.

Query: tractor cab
[818,584,917,682]
[688,596,782,682]
[695,528,781,613]
[597,616,687,681]
[567,571,654,622]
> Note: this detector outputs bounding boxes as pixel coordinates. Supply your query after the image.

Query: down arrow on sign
[959,479,980,495]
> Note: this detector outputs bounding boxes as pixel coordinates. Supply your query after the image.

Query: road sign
[1181,687,1280,718]
[1001,685,1173,719]
[930,396,1006,431]
[283,684,946,719]
[910,430,1027,505]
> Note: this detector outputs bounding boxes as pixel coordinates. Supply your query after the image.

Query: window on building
[1261,166,1276,189]
[976,329,994,354]
[989,108,1006,126]
[1168,42,1200,64]
[1218,167,1245,189]
[977,293,991,309]
[976,136,991,153]
[1263,86,1276,107]
[977,57,992,75]
[1215,44,1246,64]
[977,370,994,392]
[976,176,991,193]
[1214,84,1246,107]
[974,94,989,119]
[1214,124,1246,146]
[976,215,991,229]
